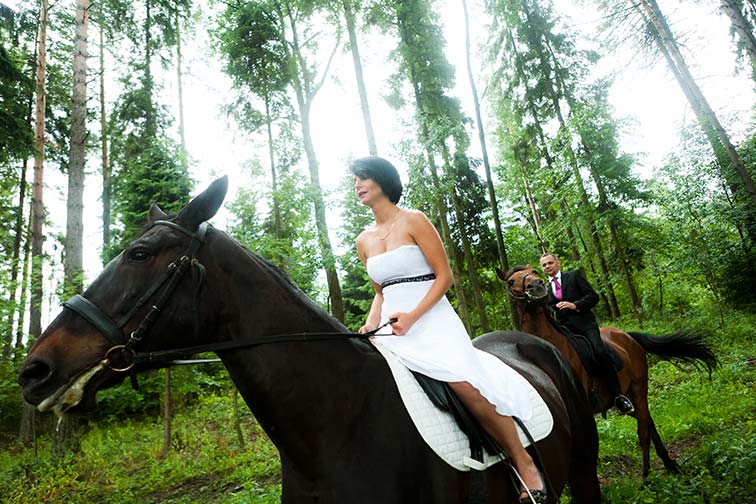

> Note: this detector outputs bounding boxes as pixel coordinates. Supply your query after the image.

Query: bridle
[63,220,210,372]
[506,270,548,303]
[63,220,388,374]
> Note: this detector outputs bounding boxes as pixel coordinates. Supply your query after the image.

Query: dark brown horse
[19,179,601,503]
[498,265,718,478]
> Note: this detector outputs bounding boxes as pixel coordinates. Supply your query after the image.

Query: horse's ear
[148,202,169,223]
[176,176,228,229]
[495,267,507,281]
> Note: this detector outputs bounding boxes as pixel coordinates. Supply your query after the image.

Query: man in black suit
[539,253,634,414]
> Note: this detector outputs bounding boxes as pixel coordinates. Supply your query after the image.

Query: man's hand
[556,301,577,311]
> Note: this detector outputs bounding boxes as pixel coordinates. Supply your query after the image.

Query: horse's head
[18,177,228,416]
[496,265,549,303]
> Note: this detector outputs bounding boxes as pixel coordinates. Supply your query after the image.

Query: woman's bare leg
[449,381,542,496]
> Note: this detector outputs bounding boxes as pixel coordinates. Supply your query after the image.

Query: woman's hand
[388,312,418,336]
[358,322,377,334]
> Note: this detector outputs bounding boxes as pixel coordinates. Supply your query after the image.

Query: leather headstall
[63,220,209,372]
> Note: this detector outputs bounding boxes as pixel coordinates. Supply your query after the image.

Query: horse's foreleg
[649,417,681,474]
[567,431,601,504]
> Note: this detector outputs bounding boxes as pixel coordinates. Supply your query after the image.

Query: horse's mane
[211,226,349,332]
[504,265,530,280]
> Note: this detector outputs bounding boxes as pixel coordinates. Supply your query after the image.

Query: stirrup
[614,394,635,415]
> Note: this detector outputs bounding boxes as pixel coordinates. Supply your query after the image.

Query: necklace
[377,209,402,240]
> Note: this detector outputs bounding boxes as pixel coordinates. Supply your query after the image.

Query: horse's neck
[211,240,398,467]
[521,305,575,357]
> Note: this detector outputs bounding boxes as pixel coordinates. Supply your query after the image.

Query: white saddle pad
[372,340,554,471]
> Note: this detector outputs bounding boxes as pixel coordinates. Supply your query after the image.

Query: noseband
[506,272,546,302]
[63,220,209,371]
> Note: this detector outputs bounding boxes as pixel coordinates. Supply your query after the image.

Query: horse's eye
[128,249,152,263]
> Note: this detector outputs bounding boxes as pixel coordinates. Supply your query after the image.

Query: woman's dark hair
[350,156,403,204]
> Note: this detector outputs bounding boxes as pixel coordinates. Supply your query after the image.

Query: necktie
[553,277,562,300]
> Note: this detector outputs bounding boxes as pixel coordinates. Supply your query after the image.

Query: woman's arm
[356,233,384,333]
[388,211,453,335]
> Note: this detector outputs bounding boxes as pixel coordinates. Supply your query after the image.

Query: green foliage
[227,158,322,302]
[0,360,23,432]
[1,392,281,504]
[591,311,756,502]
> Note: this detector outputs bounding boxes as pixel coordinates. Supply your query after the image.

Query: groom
[539,253,634,414]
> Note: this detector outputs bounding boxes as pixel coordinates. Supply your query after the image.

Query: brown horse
[498,265,718,478]
[18,179,601,504]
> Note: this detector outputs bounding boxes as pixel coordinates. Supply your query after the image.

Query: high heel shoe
[519,469,547,504]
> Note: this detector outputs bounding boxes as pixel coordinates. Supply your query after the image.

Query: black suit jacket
[547,269,600,336]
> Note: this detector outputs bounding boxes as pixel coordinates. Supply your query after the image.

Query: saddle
[371,340,553,471]
[544,309,623,377]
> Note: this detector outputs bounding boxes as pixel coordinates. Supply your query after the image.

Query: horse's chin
[36,361,111,418]
[528,288,549,303]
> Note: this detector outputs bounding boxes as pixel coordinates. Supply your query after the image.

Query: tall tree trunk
[441,145,490,332]
[407,68,472,332]
[55,0,90,458]
[4,163,29,359]
[64,0,89,296]
[15,206,33,361]
[160,368,172,458]
[99,19,111,258]
[175,8,187,167]
[232,388,245,450]
[18,208,35,444]
[264,94,282,239]
[342,0,377,155]
[283,6,344,321]
[29,0,48,347]
[636,0,756,207]
[144,0,155,138]
[721,0,756,81]
[463,0,517,329]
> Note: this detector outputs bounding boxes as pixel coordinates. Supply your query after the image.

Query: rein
[62,220,396,372]
[131,319,396,368]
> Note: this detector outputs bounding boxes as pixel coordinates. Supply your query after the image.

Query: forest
[0,0,755,502]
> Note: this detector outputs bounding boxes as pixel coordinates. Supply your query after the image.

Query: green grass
[0,395,282,504]
[2,312,755,503]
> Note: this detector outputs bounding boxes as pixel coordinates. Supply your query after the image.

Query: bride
[352,156,546,504]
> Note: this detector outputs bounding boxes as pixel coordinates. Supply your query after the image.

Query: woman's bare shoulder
[403,208,429,223]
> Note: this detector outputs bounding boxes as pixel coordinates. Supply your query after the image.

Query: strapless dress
[367,245,532,419]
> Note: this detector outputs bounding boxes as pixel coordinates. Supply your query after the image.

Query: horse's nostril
[18,359,53,386]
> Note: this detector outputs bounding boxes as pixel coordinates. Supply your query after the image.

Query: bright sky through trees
[5,0,753,325]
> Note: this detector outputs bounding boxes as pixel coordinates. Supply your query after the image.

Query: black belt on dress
[380,273,436,289]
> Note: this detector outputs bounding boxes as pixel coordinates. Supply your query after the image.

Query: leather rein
[63,220,389,374]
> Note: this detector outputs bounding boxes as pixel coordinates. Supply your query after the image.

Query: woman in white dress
[351,156,546,503]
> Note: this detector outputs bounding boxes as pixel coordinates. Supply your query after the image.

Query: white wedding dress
[367,244,533,421]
